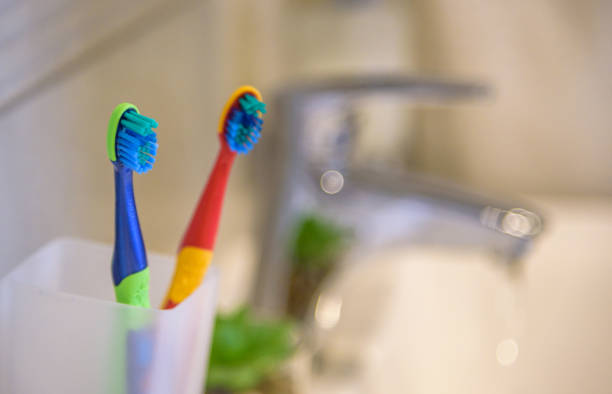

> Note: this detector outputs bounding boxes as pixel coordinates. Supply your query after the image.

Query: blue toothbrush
[107,103,158,307]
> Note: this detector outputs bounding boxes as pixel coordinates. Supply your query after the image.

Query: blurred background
[1,0,612,393]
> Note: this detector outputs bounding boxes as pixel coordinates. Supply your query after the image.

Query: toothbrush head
[219,86,266,154]
[107,103,159,173]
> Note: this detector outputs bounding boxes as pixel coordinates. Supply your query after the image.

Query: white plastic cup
[0,238,218,394]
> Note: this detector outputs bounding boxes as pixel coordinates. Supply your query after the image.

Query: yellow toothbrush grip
[164,246,213,306]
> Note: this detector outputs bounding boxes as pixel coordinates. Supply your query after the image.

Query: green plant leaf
[292,214,348,270]
[207,307,296,392]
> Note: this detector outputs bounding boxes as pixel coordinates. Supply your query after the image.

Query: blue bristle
[224,94,266,154]
[116,110,158,173]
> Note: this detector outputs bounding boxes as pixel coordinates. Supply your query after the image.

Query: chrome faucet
[253,75,543,312]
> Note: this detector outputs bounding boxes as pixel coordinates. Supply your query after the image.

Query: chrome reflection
[481,206,542,238]
[496,338,519,366]
[320,170,344,195]
[315,293,343,330]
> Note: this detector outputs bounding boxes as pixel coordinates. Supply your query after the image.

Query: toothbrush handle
[112,164,150,308]
[162,143,235,309]
[162,247,213,309]
[180,142,236,250]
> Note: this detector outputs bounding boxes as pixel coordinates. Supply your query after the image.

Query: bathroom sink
[297,196,612,394]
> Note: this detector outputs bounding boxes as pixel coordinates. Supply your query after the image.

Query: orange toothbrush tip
[218,85,263,135]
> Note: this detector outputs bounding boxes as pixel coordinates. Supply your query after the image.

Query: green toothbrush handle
[114,268,151,308]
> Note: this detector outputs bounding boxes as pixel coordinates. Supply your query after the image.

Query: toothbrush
[162,86,266,309]
[108,103,158,308]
